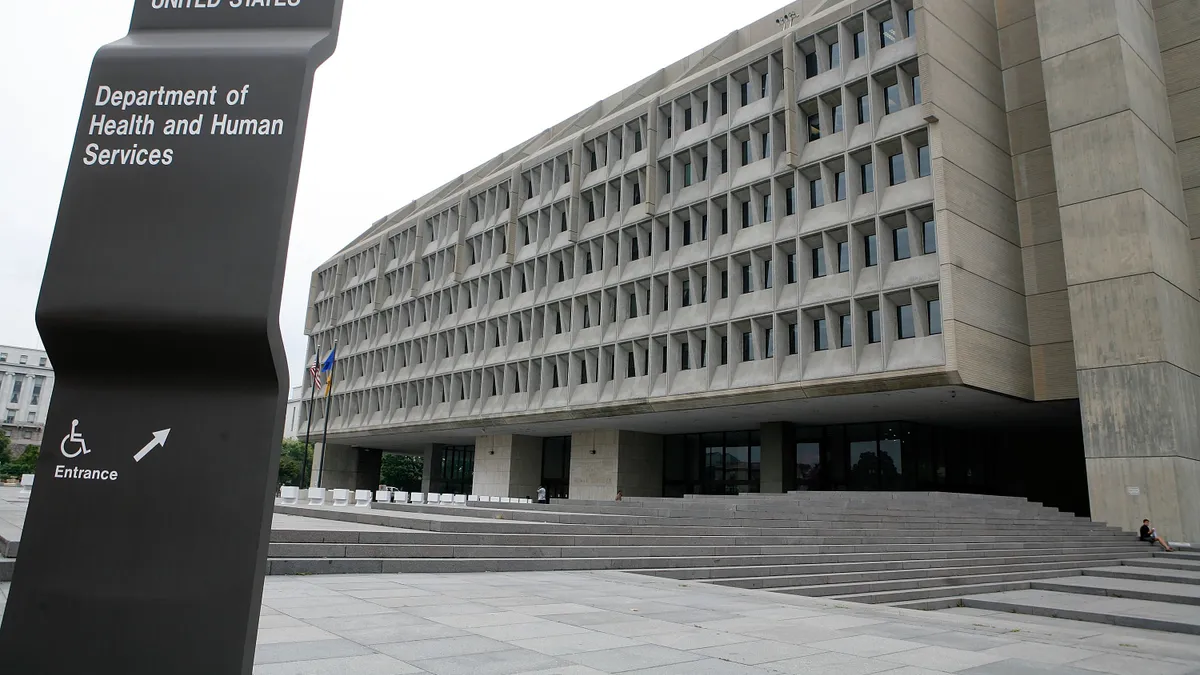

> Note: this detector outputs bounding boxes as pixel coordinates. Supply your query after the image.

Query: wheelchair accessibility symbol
[60,419,92,459]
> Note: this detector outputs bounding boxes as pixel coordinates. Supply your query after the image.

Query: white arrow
[133,429,171,463]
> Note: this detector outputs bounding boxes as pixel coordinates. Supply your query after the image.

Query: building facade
[0,345,55,456]
[284,386,304,440]
[304,0,1200,542]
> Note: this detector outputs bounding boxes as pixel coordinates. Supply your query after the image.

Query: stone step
[1084,565,1200,586]
[640,549,1155,580]
[267,528,1135,548]
[958,588,1200,635]
[1032,575,1200,606]
[1122,557,1200,573]
[774,568,1084,599]
[830,580,1038,604]
[454,499,1080,520]
[266,540,1152,560]
[707,558,1137,590]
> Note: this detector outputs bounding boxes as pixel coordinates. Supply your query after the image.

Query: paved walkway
[6,570,1197,674]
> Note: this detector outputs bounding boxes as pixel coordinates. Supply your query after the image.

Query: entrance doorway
[541,436,571,499]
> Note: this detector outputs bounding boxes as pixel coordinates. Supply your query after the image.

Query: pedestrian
[1139,519,1174,551]
[537,485,548,504]
[615,489,623,501]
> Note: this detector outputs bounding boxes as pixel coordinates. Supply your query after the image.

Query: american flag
[309,362,322,392]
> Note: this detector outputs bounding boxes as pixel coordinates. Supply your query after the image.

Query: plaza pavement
[6,568,1198,674]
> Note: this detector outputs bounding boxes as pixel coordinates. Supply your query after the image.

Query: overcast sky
[0,0,788,389]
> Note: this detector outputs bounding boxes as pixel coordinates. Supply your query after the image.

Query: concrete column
[470,434,542,499]
[311,443,379,491]
[569,430,663,501]
[1035,0,1200,543]
[420,445,435,493]
[759,422,796,494]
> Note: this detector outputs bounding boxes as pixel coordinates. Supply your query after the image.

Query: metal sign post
[0,2,341,673]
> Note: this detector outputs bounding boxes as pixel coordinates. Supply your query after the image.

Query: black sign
[0,2,341,673]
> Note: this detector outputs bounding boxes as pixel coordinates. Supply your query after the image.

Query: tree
[277,439,313,488]
[0,444,39,480]
[379,453,422,491]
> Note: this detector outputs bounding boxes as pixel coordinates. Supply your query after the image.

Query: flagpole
[299,340,319,488]
[317,339,338,488]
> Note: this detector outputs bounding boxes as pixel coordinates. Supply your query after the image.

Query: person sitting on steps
[1140,519,1174,552]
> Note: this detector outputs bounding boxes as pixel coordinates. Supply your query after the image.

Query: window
[857,94,870,124]
[761,132,770,158]
[683,221,693,245]
[701,276,708,302]
[912,74,922,105]
[763,260,773,289]
[867,309,882,343]
[853,30,866,58]
[27,412,36,423]
[684,108,693,130]
[894,227,911,260]
[741,264,753,294]
[680,342,690,370]
[814,318,828,351]
[788,323,799,355]
[557,259,565,282]
[702,100,709,122]
[700,339,707,367]
[918,144,930,177]
[760,72,768,99]
[787,253,797,284]
[786,187,796,216]
[808,113,821,141]
[805,51,819,78]
[635,130,643,152]
[521,273,528,293]
[740,81,749,106]
[720,148,729,173]
[889,152,906,185]
[666,117,673,138]
[833,104,844,133]
[861,162,874,194]
[628,293,638,318]
[633,183,641,205]
[880,17,897,46]
[720,335,729,365]
[555,313,563,334]
[764,328,774,358]
[829,42,840,69]
[684,163,693,186]
[3,410,12,424]
[928,299,942,335]
[0,353,6,362]
[897,303,915,339]
[589,150,598,171]
[742,331,754,361]
[741,201,752,228]
[721,207,729,234]
[701,157,709,180]
[835,171,847,202]
[741,139,752,165]
[812,246,826,278]
[9,376,22,404]
[564,165,570,183]
[907,8,916,38]
[552,365,561,388]
[583,306,591,328]
[810,178,824,208]
[720,91,728,115]
[923,219,937,254]
[664,167,671,191]
[682,280,691,306]
[39,357,46,367]
[865,233,879,266]
[838,241,850,273]
[627,353,637,377]
[30,377,43,406]
[663,287,669,311]
[885,84,901,114]
[631,236,640,260]
[840,314,852,347]
[721,270,729,298]
[661,344,668,373]
[763,197,772,223]
[588,201,596,221]
[701,216,709,240]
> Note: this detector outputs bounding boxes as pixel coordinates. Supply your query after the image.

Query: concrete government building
[304,0,1200,543]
